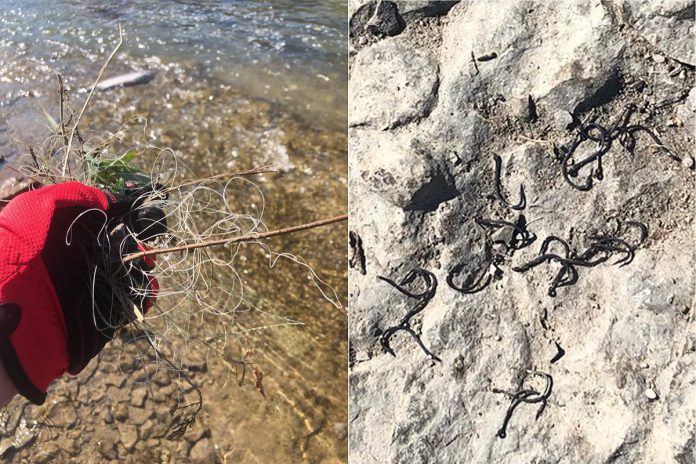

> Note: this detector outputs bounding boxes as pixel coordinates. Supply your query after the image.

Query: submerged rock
[117,423,139,451]
[189,438,216,464]
[96,70,156,91]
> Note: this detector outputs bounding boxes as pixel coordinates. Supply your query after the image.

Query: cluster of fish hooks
[374,105,667,440]
[377,268,441,362]
[557,104,679,191]
[513,220,647,297]
[447,215,536,295]
[447,153,535,296]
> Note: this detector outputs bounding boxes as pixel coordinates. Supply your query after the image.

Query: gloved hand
[0,181,165,404]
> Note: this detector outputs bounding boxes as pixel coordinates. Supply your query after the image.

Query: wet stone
[101,407,114,425]
[33,443,59,463]
[149,421,170,441]
[189,438,216,464]
[117,423,139,451]
[186,360,208,373]
[157,383,178,399]
[139,420,155,440]
[334,422,348,440]
[130,387,148,407]
[152,369,172,387]
[47,401,78,428]
[128,406,153,426]
[0,438,14,457]
[186,421,211,443]
[98,435,117,460]
[366,1,405,38]
[113,403,129,421]
[106,385,130,403]
[160,448,172,464]
[13,419,36,449]
[395,0,460,18]
[118,359,137,372]
[177,439,194,457]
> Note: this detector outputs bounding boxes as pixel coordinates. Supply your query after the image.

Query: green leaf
[87,148,150,194]
[121,149,138,164]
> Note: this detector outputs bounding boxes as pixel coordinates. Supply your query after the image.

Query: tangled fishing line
[7,27,346,439]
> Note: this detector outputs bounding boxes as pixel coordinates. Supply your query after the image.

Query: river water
[0,1,347,462]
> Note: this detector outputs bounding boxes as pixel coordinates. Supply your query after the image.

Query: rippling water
[0,0,346,130]
[0,1,347,462]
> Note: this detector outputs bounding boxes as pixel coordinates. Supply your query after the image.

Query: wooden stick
[122,214,348,262]
[5,165,43,185]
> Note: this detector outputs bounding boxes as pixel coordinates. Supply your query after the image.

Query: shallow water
[0,1,347,462]
[0,0,346,130]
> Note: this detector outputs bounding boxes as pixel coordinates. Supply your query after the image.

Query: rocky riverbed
[0,87,347,464]
[0,92,347,464]
[348,1,694,463]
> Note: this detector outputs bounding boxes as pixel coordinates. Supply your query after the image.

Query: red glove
[0,182,160,404]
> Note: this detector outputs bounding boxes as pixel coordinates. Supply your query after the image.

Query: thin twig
[166,164,277,192]
[518,134,552,145]
[62,24,124,175]
[122,214,348,262]
[27,144,40,171]
[5,165,43,184]
[57,74,68,147]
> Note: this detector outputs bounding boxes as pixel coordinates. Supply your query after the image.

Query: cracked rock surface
[349,1,695,463]
[350,39,439,129]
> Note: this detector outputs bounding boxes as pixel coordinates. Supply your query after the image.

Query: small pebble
[652,54,666,64]
[334,423,348,440]
[681,156,694,170]
[644,388,658,400]
[553,110,574,131]
[639,362,649,369]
